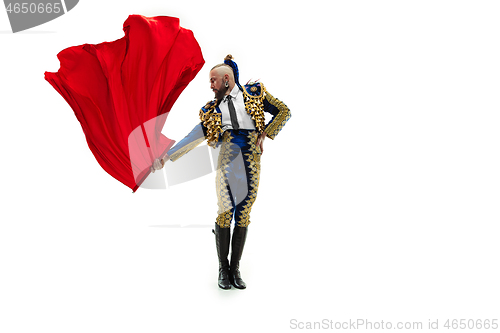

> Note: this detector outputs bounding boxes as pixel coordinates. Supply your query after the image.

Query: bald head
[210,64,234,82]
[209,64,235,100]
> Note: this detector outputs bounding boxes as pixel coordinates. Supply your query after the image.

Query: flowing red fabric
[44,15,205,192]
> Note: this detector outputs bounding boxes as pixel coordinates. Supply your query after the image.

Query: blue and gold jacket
[168,82,291,161]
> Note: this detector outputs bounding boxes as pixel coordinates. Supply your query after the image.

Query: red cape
[45,15,205,192]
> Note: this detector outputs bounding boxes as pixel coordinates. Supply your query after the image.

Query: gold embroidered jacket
[168,82,291,161]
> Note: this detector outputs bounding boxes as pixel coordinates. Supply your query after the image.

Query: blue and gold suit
[167,82,291,228]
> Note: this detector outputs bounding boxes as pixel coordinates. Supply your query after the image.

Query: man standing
[153,55,291,289]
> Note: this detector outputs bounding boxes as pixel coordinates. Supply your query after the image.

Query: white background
[1,0,499,332]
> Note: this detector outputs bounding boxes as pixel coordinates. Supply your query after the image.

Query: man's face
[210,69,228,101]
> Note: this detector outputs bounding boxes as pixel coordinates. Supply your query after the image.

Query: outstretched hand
[151,155,170,173]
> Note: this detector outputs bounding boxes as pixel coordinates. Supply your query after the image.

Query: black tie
[226,95,239,130]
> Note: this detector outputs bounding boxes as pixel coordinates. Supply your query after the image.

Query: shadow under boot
[229,225,248,289]
[212,224,231,290]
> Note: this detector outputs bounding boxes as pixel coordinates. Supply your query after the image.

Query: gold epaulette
[199,100,222,148]
[242,83,266,133]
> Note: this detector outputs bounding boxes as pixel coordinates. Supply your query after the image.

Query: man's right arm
[165,122,207,162]
[151,122,207,172]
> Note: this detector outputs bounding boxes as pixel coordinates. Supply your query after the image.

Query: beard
[213,83,229,101]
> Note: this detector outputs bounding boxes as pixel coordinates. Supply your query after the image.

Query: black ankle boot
[229,225,248,289]
[213,224,231,289]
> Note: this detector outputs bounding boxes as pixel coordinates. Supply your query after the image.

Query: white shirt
[220,85,256,131]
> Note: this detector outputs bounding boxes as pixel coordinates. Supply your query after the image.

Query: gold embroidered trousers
[215,129,261,228]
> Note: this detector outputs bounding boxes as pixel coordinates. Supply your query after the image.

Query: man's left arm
[262,87,291,140]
